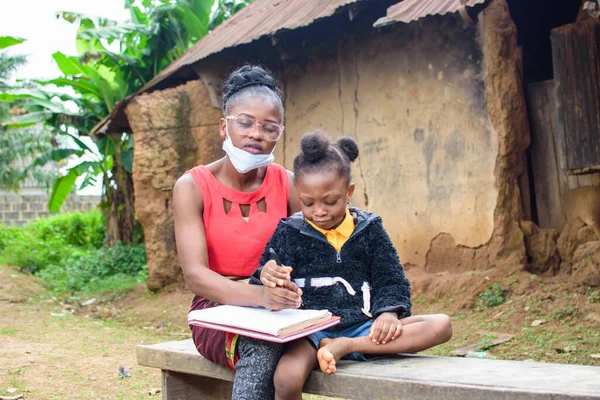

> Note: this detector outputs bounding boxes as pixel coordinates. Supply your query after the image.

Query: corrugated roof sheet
[101,0,486,134]
[95,0,362,135]
[374,0,486,26]
[139,0,362,95]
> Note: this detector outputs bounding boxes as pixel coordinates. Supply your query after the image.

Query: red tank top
[187,164,289,277]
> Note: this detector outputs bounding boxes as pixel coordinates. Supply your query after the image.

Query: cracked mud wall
[126,0,530,286]
[426,0,530,272]
[477,0,530,267]
[283,12,504,269]
[125,80,223,290]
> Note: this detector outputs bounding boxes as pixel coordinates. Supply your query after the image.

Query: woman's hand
[260,281,303,311]
[260,259,293,288]
[369,312,403,345]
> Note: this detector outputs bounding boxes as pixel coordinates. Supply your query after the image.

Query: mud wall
[127,0,531,287]
[125,80,223,290]
[280,7,526,271]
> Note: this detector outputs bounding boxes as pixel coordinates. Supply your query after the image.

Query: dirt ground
[1,263,599,399]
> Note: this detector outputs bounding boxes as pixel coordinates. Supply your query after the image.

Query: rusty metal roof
[139,0,362,95]
[95,0,363,135]
[100,0,487,135]
[374,0,486,26]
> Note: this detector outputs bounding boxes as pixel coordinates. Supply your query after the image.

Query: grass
[587,291,600,304]
[2,264,599,400]
[1,298,172,399]
[420,285,600,366]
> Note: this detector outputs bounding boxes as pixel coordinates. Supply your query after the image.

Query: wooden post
[162,371,233,400]
[551,20,600,175]
[526,80,567,229]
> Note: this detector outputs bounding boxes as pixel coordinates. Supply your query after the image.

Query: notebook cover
[189,316,341,343]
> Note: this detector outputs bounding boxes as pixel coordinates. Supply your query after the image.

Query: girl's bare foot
[317,338,351,374]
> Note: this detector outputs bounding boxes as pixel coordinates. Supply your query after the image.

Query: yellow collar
[306,208,354,239]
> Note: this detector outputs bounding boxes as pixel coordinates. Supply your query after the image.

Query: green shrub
[588,291,600,304]
[0,224,20,252]
[38,242,147,294]
[0,211,104,273]
[550,305,579,322]
[2,211,146,295]
[1,228,78,273]
[27,211,104,248]
[476,284,506,310]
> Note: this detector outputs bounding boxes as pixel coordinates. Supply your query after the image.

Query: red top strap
[187,164,289,277]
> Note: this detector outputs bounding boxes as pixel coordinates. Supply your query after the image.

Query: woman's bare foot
[317,338,351,374]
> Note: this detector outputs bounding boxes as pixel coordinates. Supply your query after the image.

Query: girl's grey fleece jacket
[250,207,412,328]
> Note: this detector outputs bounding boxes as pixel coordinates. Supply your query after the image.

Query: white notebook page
[188,305,332,336]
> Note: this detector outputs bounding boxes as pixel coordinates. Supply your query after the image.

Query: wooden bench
[137,339,600,400]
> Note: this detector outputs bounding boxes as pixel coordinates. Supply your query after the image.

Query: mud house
[99,0,599,291]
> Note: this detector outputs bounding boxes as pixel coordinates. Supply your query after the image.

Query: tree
[0,36,55,191]
[0,0,251,245]
[0,36,27,121]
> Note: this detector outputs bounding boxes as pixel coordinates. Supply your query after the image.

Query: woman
[173,65,301,400]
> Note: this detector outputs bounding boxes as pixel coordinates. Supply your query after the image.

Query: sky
[0,0,131,195]
[0,0,130,81]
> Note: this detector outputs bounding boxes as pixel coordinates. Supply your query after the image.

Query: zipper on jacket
[336,252,342,263]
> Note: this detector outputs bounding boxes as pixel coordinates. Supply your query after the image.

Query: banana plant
[0,0,250,244]
[0,36,57,190]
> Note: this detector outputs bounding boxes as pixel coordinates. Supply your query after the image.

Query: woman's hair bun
[300,130,330,163]
[222,65,281,105]
[336,136,359,162]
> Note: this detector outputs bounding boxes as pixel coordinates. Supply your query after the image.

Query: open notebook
[188,305,340,343]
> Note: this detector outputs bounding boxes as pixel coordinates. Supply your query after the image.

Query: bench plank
[138,339,600,400]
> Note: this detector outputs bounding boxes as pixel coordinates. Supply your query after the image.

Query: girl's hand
[260,259,293,288]
[260,282,303,311]
[369,312,403,345]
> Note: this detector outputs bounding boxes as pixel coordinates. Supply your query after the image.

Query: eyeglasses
[226,115,284,142]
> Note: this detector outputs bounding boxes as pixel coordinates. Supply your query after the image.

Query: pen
[269,247,282,266]
[269,248,302,305]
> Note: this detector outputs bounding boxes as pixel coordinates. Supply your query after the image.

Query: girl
[173,65,303,400]
[251,131,453,400]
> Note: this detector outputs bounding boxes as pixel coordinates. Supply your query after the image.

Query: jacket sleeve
[368,219,412,319]
[249,222,294,286]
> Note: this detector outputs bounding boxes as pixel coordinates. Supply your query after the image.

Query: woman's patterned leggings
[232,336,284,400]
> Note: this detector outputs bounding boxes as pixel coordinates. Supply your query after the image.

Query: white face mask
[222,133,275,174]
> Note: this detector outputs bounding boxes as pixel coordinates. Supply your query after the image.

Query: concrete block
[3,212,18,220]
[0,204,10,211]
[21,194,48,202]
[12,203,28,211]
[29,203,45,211]
[37,212,49,219]
[12,220,26,227]
[22,212,36,220]
[4,195,19,203]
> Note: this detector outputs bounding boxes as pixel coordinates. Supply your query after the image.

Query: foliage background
[0,211,147,294]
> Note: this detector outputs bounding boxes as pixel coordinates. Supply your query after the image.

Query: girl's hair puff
[293,130,359,183]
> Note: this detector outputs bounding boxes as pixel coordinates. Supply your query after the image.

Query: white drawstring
[310,277,356,295]
[293,277,372,317]
[361,282,372,318]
